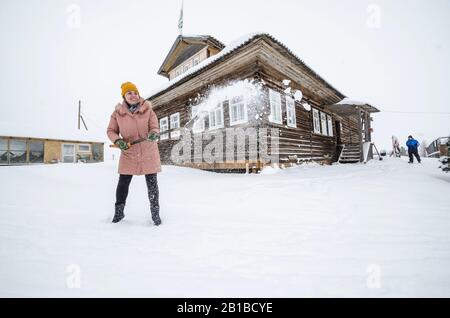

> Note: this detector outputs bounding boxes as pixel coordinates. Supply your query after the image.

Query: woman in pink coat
[107,82,162,225]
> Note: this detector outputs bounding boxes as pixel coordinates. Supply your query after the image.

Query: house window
[92,143,104,161]
[170,113,180,130]
[0,138,8,164]
[77,144,91,152]
[320,112,328,136]
[269,89,282,124]
[170,112,180,139]
[193,57,200,66]
[286,96,297,128]
[191,105,205,133]
[312,108,321,134]
[62,144,76,163]
[10,139,27,164]
[209,103,224,130]
[77,153,91,162]
[229,96,248,125]
[327,115,334,137]
[160,117,169,133]
[29,140,44,163]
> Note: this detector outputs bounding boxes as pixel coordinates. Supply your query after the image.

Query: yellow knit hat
[121,82,140,97]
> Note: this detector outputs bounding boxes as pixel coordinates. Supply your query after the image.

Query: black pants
[115,174,159,215]
[408,149,421,163]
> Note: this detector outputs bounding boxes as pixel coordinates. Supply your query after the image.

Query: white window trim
[209,103,225,130]
[286,96,297,128]
[61,143,76,163]
[77,144,91,152]
[229,96,248,126]
[160,133,169,141]
[312,108,321,134]
[269,89,282,125]
[170,112,180,130]
[327,115,334,137]
[160,117,169,133]
[320,112,328,136]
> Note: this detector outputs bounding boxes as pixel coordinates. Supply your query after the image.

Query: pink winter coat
[107,98,162,175]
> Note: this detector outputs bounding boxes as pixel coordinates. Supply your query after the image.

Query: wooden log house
[146,33,380,172]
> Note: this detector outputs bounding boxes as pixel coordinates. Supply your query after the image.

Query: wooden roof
[0,135,104,144]
[324,103,380,115]
[157,35,225,78]
[147,33,347,101]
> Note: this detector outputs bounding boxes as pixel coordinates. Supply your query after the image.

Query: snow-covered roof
[145,32,345,100]
[337,98,370,106]
[326,97,380,113]
[0,120,105,143]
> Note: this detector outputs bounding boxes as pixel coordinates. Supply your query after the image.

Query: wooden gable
[157,35,224,79]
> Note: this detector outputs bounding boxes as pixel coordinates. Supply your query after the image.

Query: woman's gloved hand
[147,132,160,142]
[115,139,130,151]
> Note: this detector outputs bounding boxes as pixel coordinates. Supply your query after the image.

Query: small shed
[0,135,104,165]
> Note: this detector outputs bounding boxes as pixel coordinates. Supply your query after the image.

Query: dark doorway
[335,120,342,144]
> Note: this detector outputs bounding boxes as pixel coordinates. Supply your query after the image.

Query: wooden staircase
[339,144,362,164]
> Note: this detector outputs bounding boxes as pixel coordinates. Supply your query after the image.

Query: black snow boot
[112,203,125,223]
[152,211,162,226]
[145,174,161,226]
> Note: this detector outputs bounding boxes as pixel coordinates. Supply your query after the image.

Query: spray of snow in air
[185,79,266,128]
[283,78,307,109]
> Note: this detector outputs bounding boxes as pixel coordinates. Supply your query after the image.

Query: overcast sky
[1,0,449,150]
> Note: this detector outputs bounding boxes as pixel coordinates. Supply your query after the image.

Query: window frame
[209,103,225,130]
[160,116,169,133]
[312,108,321,134]
[229,96,248,126]
[285,96,297,128]
[61,143,76,163]
[320,111,328,136]
[327,114,334,137]
[9,139,27,164]
[170,112,180,130]
[77,144,91,152]
[268,89,283,125]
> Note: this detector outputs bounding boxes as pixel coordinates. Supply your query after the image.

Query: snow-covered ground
[1,157,449,297]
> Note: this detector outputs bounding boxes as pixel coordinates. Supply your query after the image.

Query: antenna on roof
[178,0,184,35]
[77,100,88,131]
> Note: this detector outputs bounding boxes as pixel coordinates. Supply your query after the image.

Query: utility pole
[78,100,88,131]
[78,100,81,129]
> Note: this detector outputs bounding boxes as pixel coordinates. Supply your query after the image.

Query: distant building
[0,135,104,165]
[426,137,449,158]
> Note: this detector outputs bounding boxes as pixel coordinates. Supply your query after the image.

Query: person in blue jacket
[406,135,421,163]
